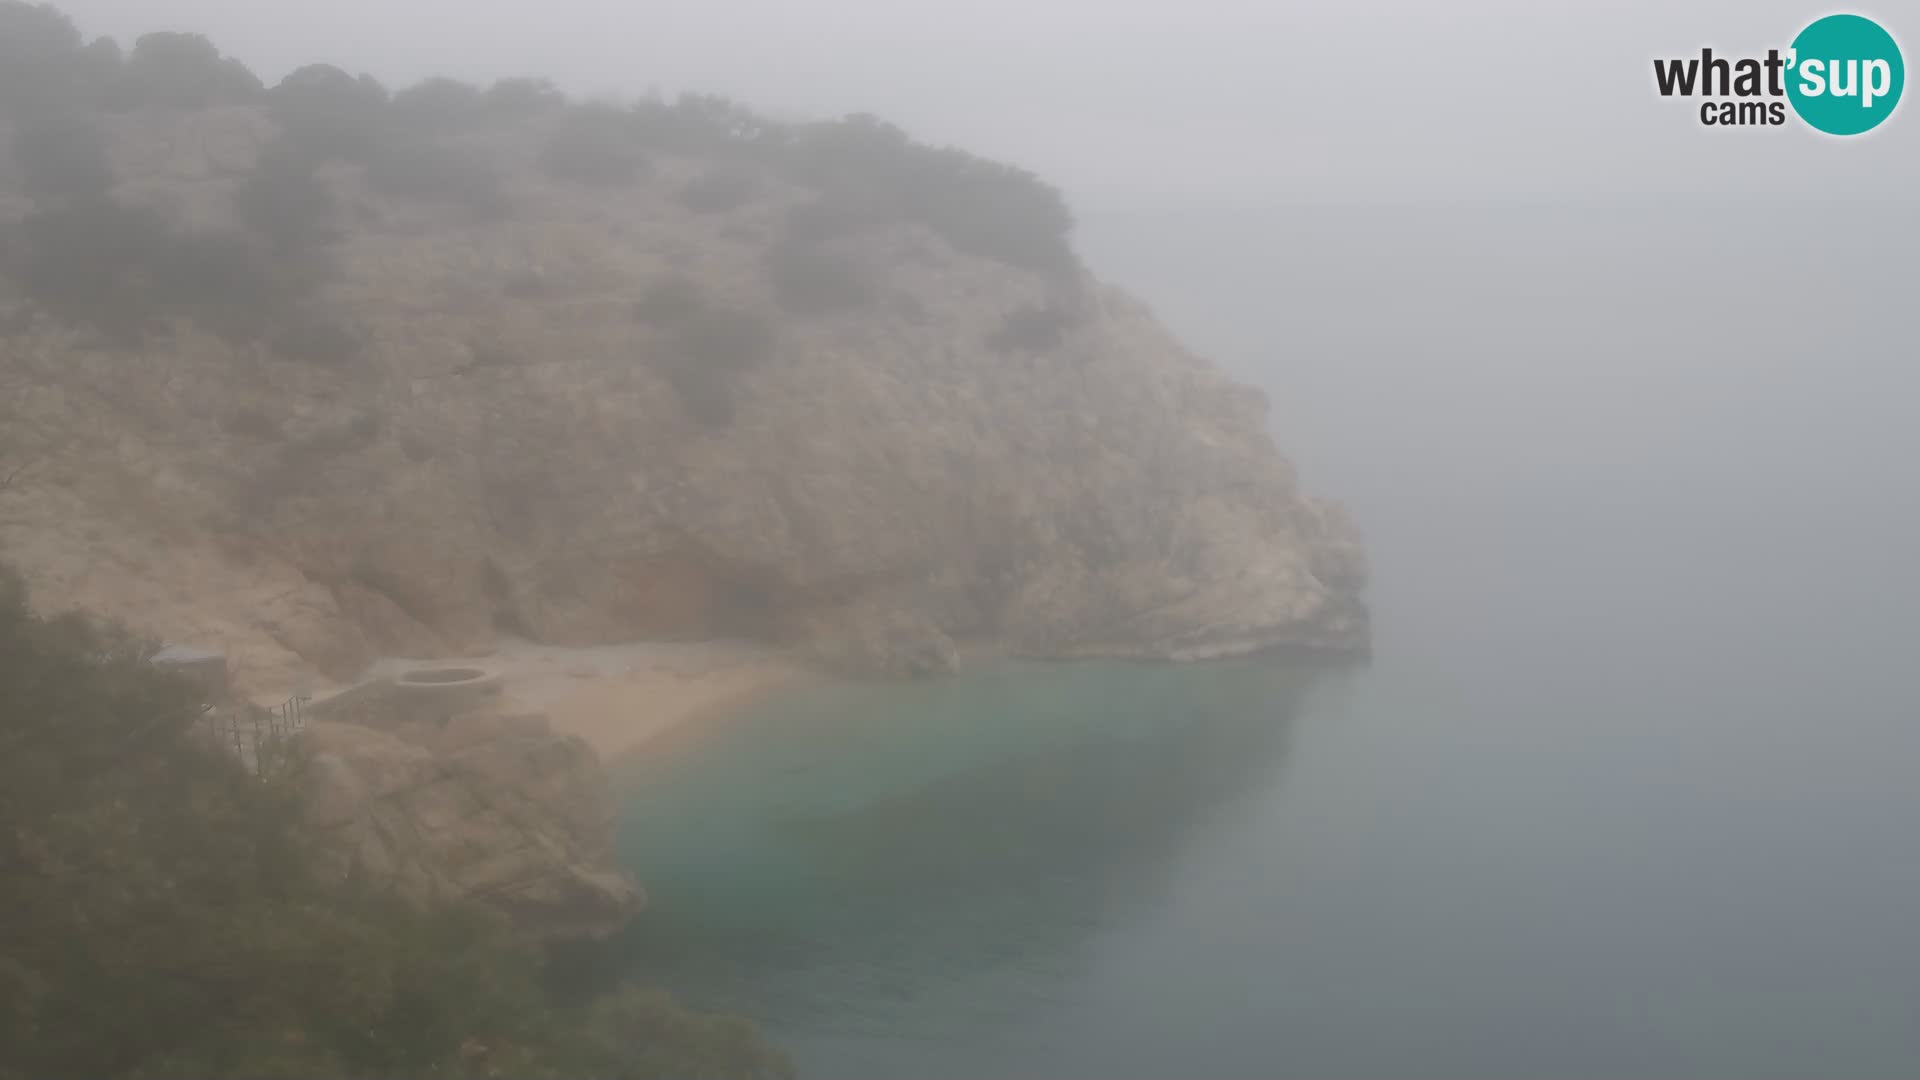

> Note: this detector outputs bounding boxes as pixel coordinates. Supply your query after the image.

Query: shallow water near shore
[612,631,1920,1079]
[610,657,1338,1074]
[610,199,1920,1079]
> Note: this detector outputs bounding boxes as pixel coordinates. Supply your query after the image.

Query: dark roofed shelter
[149,643,231,703]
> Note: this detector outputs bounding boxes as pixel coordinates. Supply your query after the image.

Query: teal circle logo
[1787,14,1905,135]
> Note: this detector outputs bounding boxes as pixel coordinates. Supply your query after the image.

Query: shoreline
[338,636,819,763]
[493,637,819,764]
[289,634,1360,767]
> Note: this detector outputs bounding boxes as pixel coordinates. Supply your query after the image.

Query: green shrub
[629,93,787,157]
[782,196,877,245]
[11,114,116,201]
[0,1,86,114]
[663,307,777,428]
[120,31,260,108]
[541,105,646,186]
[234,143,337,254]
[764,236,872,313]
[74,34,123,102]
[790,114,1075,272]
[679,165,760,213]
[148,226,280,333]
[624,101,1079,271]
[911,151,1075,272]
[985,301,1077,353]
[269,66,501,211]
[3,9,1079,273]
[390,76,486,134]
[363,140,506,213]
[269,64,390,162]
[0,564,793,1079]
[484,76,566,117]
[10,195,301,344]
[11,197,169,342]
[0,568,309,1079]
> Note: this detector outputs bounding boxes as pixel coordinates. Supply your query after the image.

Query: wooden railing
[199,693,311,774]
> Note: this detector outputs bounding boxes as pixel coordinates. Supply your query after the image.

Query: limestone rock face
[801,597,962,678]
[298,683,643,940]
[0,104,1368,690]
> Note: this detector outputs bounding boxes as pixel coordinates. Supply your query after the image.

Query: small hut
[149,644,231,704]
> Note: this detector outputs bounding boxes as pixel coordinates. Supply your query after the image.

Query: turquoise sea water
[611,201,1920,1078]
[612,659,1338,1075]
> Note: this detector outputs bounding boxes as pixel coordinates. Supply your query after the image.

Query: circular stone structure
[392,666,501,707]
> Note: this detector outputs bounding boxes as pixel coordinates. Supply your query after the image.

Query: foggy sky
[49,0,1920,210]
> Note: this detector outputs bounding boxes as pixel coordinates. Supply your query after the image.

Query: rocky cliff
[0,50,1367,694]
[298,675,643,940]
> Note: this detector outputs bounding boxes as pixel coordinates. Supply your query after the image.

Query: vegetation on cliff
[0,0,1075,369]
[0,566,791,1080]
[0,0,1365,692]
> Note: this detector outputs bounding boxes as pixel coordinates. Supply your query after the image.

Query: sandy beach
[355,636,816,762]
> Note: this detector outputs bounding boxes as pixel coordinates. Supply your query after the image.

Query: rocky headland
[0,27,1367,939]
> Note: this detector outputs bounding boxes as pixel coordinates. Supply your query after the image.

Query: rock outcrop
[298,677,643,940]
[0,99,1368,691]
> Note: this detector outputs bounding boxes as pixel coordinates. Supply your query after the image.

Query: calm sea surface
[612,201,1920,1078]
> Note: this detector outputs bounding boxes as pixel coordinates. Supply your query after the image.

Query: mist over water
[614,198,1920,1078]
[11,1,1920,1075]
[614,661,1316,1072]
